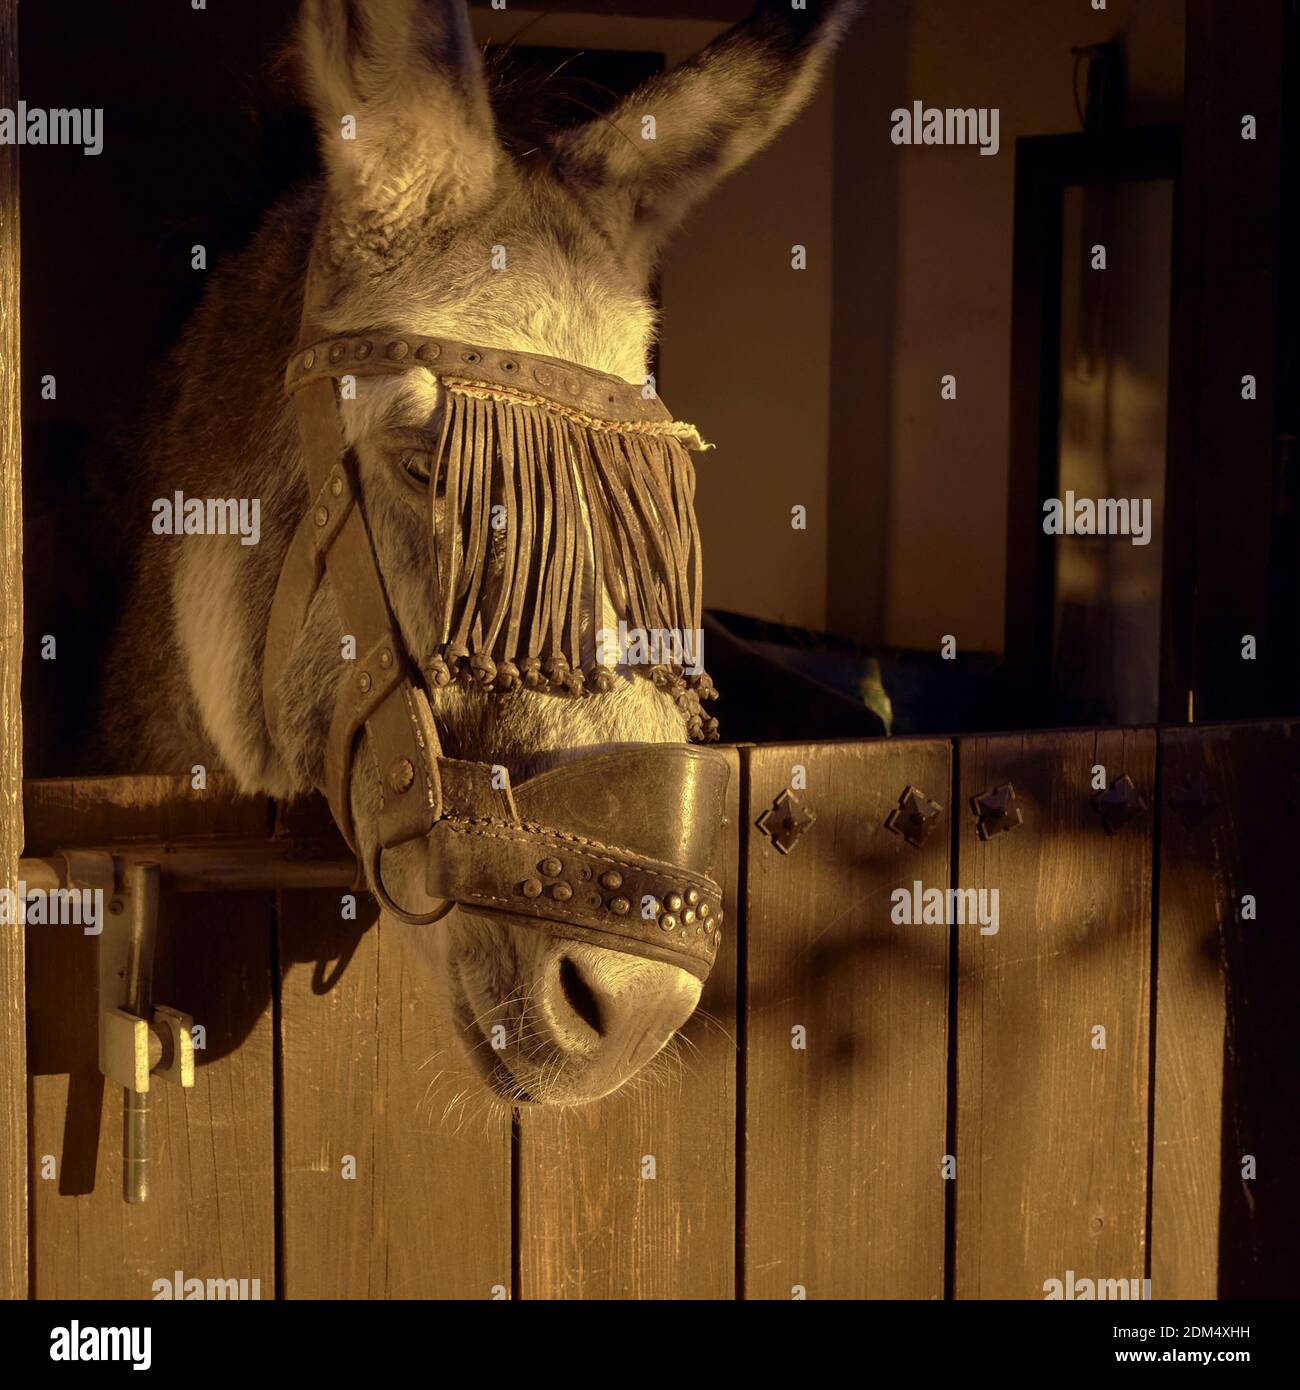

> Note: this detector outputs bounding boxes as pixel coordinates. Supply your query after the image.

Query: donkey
[98,0,857,1106]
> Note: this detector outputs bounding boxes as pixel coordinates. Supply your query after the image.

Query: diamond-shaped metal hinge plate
[1169,772,1218,831]
[885,785,944,848]
[757,789,817,855]
[970,783,1023,841]
[1092,774,1148,835]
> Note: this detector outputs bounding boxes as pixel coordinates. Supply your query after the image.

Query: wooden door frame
[0,0,26,1303]
[1161,0,1291,725]
[1002,124,1182,722]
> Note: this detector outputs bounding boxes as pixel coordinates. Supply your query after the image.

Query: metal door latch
[23,836,355,1205]
[72,855,195,1203]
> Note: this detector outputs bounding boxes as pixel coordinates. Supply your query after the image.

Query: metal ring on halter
[367,843,455,927]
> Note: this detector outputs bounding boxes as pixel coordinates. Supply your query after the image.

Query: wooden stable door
[10,726,1300,1298]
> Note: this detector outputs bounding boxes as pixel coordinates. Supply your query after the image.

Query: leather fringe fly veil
[285,334,721,741]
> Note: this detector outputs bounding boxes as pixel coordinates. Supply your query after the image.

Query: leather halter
[260,262,729,980]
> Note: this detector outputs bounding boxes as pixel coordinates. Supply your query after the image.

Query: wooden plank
[1151,725,1230,1298]
[0,0,23,1302]
[1153,721,1300,1298]
[277,796,509,1299]
[24,776,276,1298]
[744,738,951,1300]
[517,747,740,1300]
[954,730,1154,1299]
[1163,0,1285,720]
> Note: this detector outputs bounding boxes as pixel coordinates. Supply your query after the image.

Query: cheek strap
[264,376,444,855]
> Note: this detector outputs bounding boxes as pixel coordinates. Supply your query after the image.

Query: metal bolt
[314,506,329,527]
[685,887,700,906]
[358,672,372,694]
[659,914,677,932]
[540,857,562,877]
[600,871,623,890]
[390,758,414,794]
[610,897,630,915]
[330,475,344,496]
[665,892,683,913]
[379,649,393,669]
[522,879,542,898]
[683,908,696,925]
[699,901,711,919]
[551,884,573,902]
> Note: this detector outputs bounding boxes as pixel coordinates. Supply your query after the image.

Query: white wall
[473,3,1186,651]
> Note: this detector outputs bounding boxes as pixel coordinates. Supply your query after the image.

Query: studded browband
[260,258,729,979]
[284,331,688,431]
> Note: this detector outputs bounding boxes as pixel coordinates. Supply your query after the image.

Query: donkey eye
[395,449,433,489]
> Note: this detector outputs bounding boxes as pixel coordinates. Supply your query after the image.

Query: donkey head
[269,0,854,1105]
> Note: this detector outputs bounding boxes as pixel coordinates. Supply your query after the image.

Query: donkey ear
[550,0,860,254]
[298,0,498,252]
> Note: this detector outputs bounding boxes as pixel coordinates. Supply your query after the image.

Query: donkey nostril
[558,955,605,1036]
